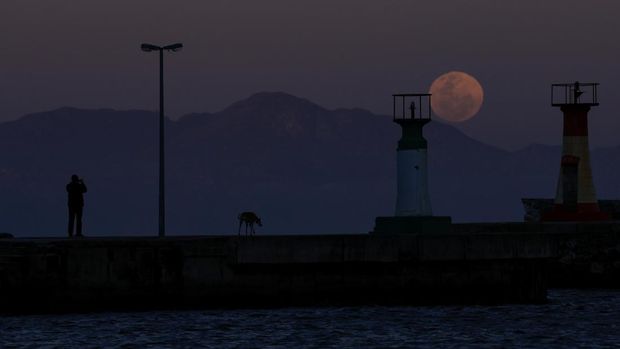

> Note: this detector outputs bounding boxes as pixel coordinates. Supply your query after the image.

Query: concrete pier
[0,233,554,314]
[453,221,620,288]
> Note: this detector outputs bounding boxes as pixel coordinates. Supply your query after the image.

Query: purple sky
[1,0,619,149]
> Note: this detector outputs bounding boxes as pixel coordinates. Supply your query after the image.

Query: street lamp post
[141,42,183,237]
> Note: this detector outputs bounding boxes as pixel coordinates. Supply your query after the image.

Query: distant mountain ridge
[0,92,618,236]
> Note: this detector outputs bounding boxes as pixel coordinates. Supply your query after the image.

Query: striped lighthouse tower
[543,82,609,221]
[373,93,451,234]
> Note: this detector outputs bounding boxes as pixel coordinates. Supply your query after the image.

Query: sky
[1,0,619,150]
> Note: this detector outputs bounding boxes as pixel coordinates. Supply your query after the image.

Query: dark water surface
[1,289,619,348]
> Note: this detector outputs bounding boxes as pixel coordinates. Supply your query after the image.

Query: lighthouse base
[372,216,452,235]
[541,206,610,222]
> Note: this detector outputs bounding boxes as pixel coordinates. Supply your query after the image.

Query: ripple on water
[2,290,620,348]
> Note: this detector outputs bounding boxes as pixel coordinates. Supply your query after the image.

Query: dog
[238,211,262,236]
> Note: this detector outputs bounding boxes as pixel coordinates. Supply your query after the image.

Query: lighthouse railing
[392,93,432,121]
[551,82,599,107]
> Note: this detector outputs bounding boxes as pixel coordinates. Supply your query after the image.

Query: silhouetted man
[67,174,87,237]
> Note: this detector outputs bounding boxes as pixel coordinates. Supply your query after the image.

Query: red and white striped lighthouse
[543,81,609,221]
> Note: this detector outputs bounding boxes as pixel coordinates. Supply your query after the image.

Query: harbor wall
[454,221,620,288]
[0,233,553,313]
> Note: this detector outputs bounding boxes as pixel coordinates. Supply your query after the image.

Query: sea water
[1,289,619,348]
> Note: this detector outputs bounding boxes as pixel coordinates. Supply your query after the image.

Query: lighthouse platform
[372,215,452,234]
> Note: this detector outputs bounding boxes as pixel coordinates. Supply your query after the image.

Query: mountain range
[1,92,619,236]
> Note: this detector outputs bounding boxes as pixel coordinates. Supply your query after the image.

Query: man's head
[71,174,79,182]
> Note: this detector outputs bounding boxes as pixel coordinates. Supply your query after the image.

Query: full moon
[429,71,484,122]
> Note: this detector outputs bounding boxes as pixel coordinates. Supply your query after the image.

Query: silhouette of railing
[551,82,599,107]
[393,94,431,121]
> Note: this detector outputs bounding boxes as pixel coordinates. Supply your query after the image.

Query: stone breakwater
[0,233,554,314]
[454,221,620,288]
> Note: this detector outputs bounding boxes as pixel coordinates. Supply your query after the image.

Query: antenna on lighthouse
[543,81,609,221]
[373,92,451,234]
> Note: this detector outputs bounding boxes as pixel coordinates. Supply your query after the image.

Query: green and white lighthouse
[373,93,451,234]
[394,94,432,216]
